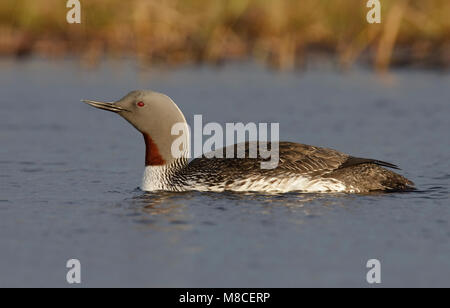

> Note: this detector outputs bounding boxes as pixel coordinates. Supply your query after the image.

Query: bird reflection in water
[123,191,192,229]
[124,190,356,230]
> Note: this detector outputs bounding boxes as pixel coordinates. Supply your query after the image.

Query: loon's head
[83,90,189,166]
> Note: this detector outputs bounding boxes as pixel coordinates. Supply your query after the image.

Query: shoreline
[1,0,449,71]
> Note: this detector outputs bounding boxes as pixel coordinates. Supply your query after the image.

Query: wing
[188,141,399,176]
[270,142,349,176]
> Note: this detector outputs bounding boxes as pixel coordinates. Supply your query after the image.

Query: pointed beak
[81,100,129,113]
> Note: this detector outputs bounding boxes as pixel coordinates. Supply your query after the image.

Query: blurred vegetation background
[0,0,449,71]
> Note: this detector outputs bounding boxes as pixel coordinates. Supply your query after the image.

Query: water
[0,59,449,287]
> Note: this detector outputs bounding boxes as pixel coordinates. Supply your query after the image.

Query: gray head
[83,90,189,166]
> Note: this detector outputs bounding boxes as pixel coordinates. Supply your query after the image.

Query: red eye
[137,101,145,107]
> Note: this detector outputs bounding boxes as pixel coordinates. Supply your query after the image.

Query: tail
[326,163,415,192]
[380,169,415,192]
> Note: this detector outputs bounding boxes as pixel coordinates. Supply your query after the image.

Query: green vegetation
[1,0,449,71]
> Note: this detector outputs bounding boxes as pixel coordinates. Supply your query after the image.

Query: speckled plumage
[142,142,415,193]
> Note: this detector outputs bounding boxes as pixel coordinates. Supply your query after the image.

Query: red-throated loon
[82,90,414,193]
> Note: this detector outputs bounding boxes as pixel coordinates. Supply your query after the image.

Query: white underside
[141,166,353,193]
[183,177,350,193]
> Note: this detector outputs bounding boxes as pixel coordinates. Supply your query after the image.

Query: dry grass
[1,0,449,70]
